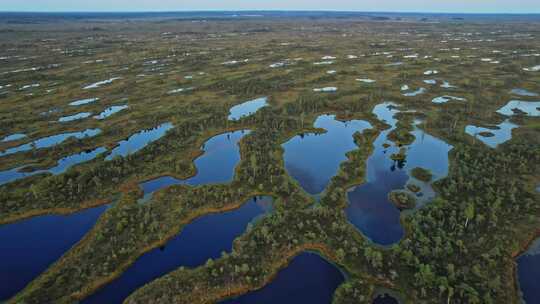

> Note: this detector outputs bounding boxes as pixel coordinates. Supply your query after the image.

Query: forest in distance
[0,10,539,304]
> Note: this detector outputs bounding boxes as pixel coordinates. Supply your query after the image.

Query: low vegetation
[0,12,538,304]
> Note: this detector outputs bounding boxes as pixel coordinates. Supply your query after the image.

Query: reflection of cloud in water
[284,162,322,195]
[346,102,452,245]
[253,196,274,214]
[346,167,408,245]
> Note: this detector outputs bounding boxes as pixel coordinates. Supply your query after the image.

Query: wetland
[0,11,538,304]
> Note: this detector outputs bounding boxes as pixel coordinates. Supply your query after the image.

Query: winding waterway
[83,196,273,304]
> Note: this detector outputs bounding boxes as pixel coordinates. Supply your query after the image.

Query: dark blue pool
[82,196,273,304]
[282,115,372,195]
[221,252,345,304]
[517,237,540,304]
[0,206,107,301]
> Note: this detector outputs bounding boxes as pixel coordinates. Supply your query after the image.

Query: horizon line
[0,9,540,15]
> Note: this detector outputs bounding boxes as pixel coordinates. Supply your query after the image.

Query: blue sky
[1,0,539,13]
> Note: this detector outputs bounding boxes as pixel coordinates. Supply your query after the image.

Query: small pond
[69,98,99,106]
[465,119,518,148]
[314,87,338,93]
[440,81,457,89]
[82,196,273,304]
[228,97,268,120]
[58,112,92,122]
[0,167,35,186]
[523,65,540,72]
[511,89,538,97]
[0,129,101,157]
[496,100,540,117]
[168,87,194,94]
[357,78,376,83]
[220,252,344,304]
[282,115,372,195]
[94,105,129,120]
[0,206,107,301]
[0,147,107,186]
[83,77,121,90]
[402,87,426,97]
[105,123,173,161]
[1,134,26,142]
[432,95,466,104]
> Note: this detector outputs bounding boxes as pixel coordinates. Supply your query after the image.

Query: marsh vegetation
[0,11,539,304]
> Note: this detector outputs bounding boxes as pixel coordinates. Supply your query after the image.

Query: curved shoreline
[0,126,252,226]
[511,228,540,304]
[10,190,271,304]
[127,243,339,304]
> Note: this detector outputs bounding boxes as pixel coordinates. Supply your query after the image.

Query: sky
[0,0,539,14]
